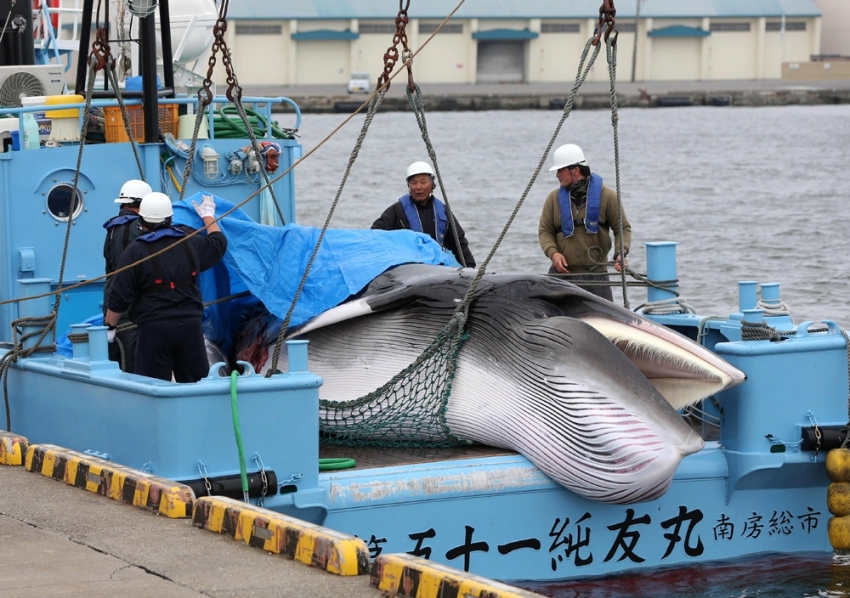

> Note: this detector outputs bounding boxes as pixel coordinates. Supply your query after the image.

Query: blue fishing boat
[0,0,847,587]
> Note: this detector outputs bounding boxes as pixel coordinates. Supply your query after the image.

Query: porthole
[46,184,84,222]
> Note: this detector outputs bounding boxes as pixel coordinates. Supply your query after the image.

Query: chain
[253,453,268,508]
[199,0,233,107]
[279,473,303,486]
[197,461,212,496]
[808,411,822,461]
[377,0,414,93]
[593,0,618,46]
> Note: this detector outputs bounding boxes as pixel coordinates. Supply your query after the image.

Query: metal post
[70,324,90,360]
[139,11,159,143]
[737,281,758,312]
[742,308,765,324]
[630,0,642,83]
[158,0,175,91]
[286,340,309,373]
[75,0,95,93]
[18,279,52,319]
[760,282,781,304]
[88,326,109,361]
[644,241,678,304]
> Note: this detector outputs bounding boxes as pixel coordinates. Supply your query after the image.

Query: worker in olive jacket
[538,144,631,301]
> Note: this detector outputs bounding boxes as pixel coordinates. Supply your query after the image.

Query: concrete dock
[243,79,850,113]
[0,464,383,598]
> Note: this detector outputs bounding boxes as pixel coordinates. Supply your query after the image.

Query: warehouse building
[217,0,822,86]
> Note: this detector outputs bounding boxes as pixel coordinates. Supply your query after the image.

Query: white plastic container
[22,114,40,150]
[20,96,47,119]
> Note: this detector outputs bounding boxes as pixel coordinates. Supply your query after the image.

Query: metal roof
[226,0,822,20]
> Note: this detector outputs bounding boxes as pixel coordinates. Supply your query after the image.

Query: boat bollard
[87,326,109,362]
[737,281,758,312]
[644,242,679,304]
[760,282,784,316]
[69,323,91,360]
[286,340,309,373]
[761,282,781,303]
[742,308,765,324]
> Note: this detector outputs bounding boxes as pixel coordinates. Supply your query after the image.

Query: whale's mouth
[582,316,746,410]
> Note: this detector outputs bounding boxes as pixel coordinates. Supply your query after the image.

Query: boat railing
[2,95,301,143]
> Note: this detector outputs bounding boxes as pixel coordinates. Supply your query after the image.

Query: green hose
[230,371,249,502]
[319,458,356,471]
[212,105,293,140]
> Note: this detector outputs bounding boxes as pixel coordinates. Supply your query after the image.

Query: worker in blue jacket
[105,192,227,382]
[102,179,151,371]
[371,161,475,268]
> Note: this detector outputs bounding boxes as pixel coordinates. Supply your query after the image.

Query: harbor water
[294,104,850,328]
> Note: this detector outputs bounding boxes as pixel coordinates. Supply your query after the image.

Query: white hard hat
[406,161,435,180]
[549,144,588,171]
[138,192,174,223]
[115,179,153,204]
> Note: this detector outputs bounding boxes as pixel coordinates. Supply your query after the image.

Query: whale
[235,264,745,504]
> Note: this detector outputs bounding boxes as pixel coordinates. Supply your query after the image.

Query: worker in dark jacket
[104,192,227,383]
[102,179,151,372]
[371,161,476,268]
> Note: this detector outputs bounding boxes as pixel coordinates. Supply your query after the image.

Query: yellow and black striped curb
[25,444,195,518]
[370,553,546,598]
[192,495,370,576]
[0,431,29,466]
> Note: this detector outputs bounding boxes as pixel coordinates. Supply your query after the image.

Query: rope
[756,298,792,318]
[105,58,145,179]
[52,56,98,343]
[637,297,697,316]
[605,37,629,309]
[452,38,602,317]
[405,84,466,267]
[232,98,286,225]
[740,320,785,342]
[1,315,55,430]
[266,88,388,375]
[696,316,726,345]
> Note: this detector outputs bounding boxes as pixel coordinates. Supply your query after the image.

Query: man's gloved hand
[107,326,116,343]
[193,194,216,219]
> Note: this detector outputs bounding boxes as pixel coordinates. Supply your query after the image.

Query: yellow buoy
[826,448,850,483]
[829,515,850,550]
[829,482,850,516]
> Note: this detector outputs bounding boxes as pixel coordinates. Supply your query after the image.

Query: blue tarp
[171,192,460,352]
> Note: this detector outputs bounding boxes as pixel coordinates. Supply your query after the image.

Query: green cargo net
[318,313,473,448]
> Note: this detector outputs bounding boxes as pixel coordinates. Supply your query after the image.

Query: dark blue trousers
[134,317,208,383]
